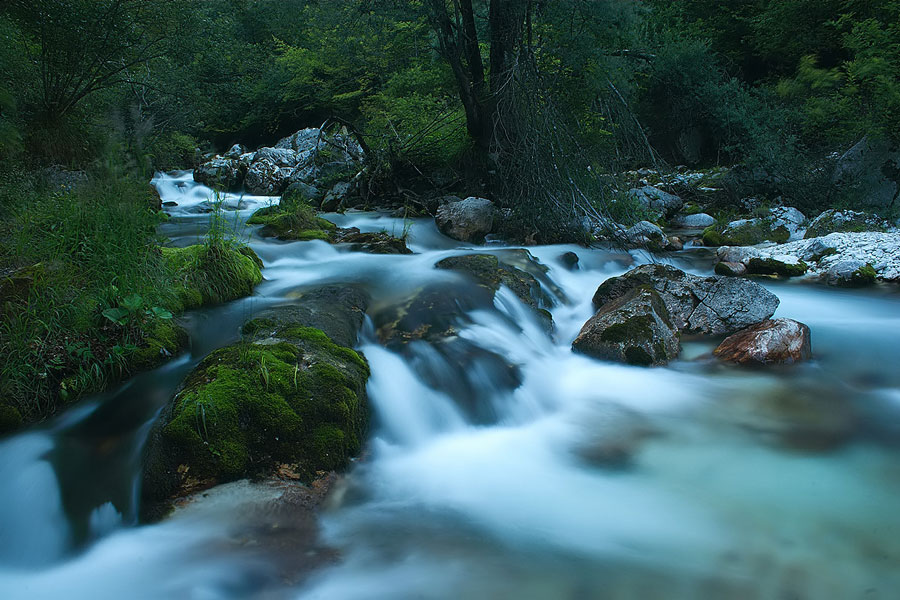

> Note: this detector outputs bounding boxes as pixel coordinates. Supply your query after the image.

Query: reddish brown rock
[714,318,811,365]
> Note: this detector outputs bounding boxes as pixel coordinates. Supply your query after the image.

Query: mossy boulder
[746,257,809,278]
[821,260,878,287]
[247,204,336,241]
[703,218,790,247]
[141,288,371,518]
[162,244,263,309]
[804,209,887,239]
[572,287,680,366]
[331,228,411,254]
[435,253,545,308]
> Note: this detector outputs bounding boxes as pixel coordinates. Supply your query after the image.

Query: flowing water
[1,172,900,599]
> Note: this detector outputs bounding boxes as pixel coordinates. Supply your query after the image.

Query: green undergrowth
[0,174,262,430]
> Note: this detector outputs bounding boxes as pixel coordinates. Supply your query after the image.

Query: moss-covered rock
[162,244,263,309]
[703,219,790,247]
[331,228,411,254]
[572,287,680,366]
[141,287,371,518]
[435,253,546,308]
[804,209,887,239]
[747,257,809,278]
[821,259,878,287]
[247,204,336,241]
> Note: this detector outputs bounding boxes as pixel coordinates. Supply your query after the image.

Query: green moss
[600,315,654,343]
[162,244,262,309]
[131,320,188,371]
[248,202,336,241]
[852,264,877,286]
[161,329,368,486]
[747,257,809,277]
[702,226,724,246]
[624,346,654,366]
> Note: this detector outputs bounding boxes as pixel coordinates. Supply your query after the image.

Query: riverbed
[1,172,899,599]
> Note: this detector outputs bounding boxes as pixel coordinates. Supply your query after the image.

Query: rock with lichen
[572,287,680,366]
[591,264,779,336]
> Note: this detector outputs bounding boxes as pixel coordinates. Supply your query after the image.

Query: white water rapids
[1,172,899,598]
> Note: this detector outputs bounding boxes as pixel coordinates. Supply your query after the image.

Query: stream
[1,171,900,599]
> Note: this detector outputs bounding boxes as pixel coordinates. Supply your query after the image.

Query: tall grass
[0,173,177,422]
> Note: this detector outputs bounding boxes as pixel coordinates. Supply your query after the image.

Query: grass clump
[0,175,186,423]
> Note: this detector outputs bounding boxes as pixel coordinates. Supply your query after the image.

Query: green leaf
[102,307,130,325]
[122,294,143,313]
[149,306,174,320]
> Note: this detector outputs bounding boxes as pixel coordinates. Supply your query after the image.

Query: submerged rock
[573,287,680,366]
[435,197,495,243]
[435,253,545,308]
[331,228,411,254]
[592,264,779,336]
[714,319,812,365]
[141,287,370,518]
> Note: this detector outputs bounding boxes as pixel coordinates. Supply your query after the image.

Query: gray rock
[254,147,301,167]
[573,287,680,366]
[193,157,241,190]
[321,181,351,212]
[833,136,900,211]
[625,221,667,250]
[769,206,807,241]
[283,182,321,205]
[276,128,321,153]
[670,213,716,229]
[223,144,245,159]
[592,264,779,336]
[245,158,289,195]
[435,197,496,243]
[627,186,683,218]
[821,259,876,287]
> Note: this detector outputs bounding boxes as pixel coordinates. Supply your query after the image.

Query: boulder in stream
[435,197,496,243]
[714,318,812,365]
[141,286,370,518]
[573,287,680,366]
[591,264,779,336]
